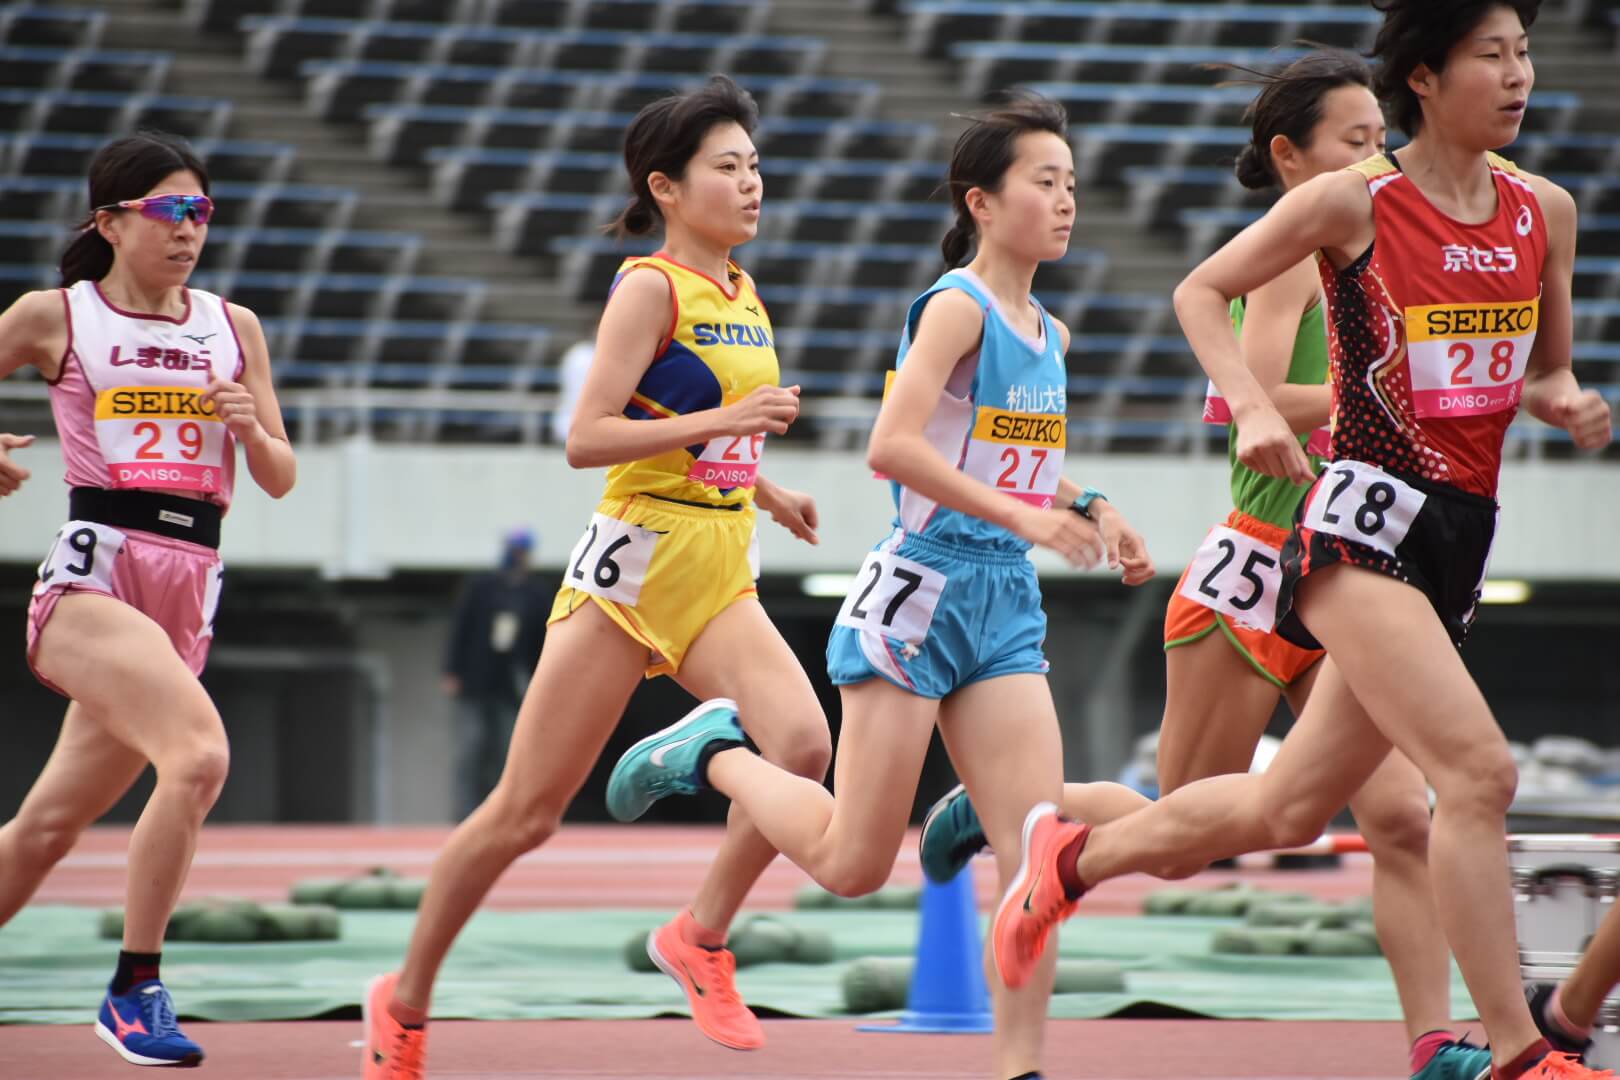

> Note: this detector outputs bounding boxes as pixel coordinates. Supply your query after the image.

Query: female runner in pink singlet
[0,132,296,1068]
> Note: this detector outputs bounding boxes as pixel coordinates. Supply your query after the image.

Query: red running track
[8,825,1394,1079]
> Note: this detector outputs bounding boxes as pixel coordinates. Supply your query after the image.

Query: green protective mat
[0,905,1477,1025]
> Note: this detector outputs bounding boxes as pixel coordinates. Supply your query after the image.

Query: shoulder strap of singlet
[902,269,990,350]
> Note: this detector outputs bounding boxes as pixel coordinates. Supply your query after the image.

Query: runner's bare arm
[1238,259,1332,436]
[1174,170,1371,482]
[1522,175,1612,449]
[0,290,67,382]
[210,303,296,498]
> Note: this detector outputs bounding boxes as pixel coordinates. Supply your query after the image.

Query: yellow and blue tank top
[601,254,780,507]
[889,269,1068,554]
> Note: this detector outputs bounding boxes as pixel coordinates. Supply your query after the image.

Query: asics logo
[649,731,706,767]
[1516,206,1533,236]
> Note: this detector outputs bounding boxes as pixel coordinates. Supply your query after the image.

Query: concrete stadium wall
[4,439,1619,581]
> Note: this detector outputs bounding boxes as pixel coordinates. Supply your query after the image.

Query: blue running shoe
[919,783,988,884]
[1411,1038,1493,1080]
[96,979,204,1067]
[606,698,745,822]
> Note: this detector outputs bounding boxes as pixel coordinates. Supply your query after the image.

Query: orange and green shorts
[1164,510,1324,689]
[549,493,759,679]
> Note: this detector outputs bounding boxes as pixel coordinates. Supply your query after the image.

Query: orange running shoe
[361,973,426,1080]
[992,802,1087,990]
[646,916,765,1050]
[1523,1052,1616,1078]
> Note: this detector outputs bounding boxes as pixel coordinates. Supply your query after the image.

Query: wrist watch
[1070,487,1107,520]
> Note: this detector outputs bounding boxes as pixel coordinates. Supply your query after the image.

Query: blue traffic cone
[858,871,992,1033]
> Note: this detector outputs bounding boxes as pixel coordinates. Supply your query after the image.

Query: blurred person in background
[442,527,549,819]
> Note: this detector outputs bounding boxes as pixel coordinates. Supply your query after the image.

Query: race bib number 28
[835,551,946,646]
[1405,299,1536,419]
[1301,461,1427,558]
[565,513,660,606]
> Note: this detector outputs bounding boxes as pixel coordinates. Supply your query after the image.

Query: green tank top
[1226,296,1330,530]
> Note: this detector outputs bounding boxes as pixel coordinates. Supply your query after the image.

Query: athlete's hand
[1013,505,1104,568]
[759,484,819,545]
[0,432,34,496]
[1094,503,1155,585]
[1547,388,1613,450]
[202,376,268,446]
[721,384,800,437]
[1234,402,1313,485]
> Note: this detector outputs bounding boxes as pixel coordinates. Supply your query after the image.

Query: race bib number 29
[35,520,126,597]
[566,513,660,606]
[1301,461,1427,558]
[835,551,946,646]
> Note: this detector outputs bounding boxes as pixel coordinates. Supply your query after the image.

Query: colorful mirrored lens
[137,195,213,225]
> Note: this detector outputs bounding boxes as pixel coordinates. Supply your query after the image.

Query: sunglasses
[94,194,214,225]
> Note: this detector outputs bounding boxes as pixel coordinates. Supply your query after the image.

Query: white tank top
[51,281,243,508]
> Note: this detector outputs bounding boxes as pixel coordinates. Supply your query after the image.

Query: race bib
[35,520,126,597]
[1179,525,1281,631]
[1301,461,1427,557]
[687,432,764,490]
[835,550,947,646]
[200,562,224,638]
[94,386,228,493]
[962,405,1065,509]
[1205,381,1329,456]
[1405,299,1536,419]
[565,512,660,606]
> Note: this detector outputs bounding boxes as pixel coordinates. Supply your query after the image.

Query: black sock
[695,736,751,788]
[111,950,161,995]
[1055,828,1090,901]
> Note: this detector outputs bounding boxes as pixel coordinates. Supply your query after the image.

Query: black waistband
[644,493,745,512]
[69,487,222,549]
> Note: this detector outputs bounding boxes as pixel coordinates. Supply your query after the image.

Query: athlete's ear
[1406,63,1438,106]
[964,185,991,226]
[646,170,678,211]
[1268,133,1299,178]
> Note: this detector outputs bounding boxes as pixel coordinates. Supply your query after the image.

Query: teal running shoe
[606,698,745,822]
[1411,1038,1493,1080]
[918,783,988,884]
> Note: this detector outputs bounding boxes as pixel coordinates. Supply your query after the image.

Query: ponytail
[58,219,115,288]
[940,210,976,269]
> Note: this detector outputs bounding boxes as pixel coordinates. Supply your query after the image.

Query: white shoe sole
[991,801,1057,989]
[95,1019,201,1067]
[645,926,759,1052]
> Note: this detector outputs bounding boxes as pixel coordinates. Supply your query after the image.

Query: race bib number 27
[835,551,946,646]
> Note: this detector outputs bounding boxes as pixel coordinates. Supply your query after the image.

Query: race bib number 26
[565,513,660,606]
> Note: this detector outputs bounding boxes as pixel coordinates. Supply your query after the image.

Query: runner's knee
[1356,793,1431,863]
[818,847,893,898]
[1430,746,1517,818]
[155,742,230,816]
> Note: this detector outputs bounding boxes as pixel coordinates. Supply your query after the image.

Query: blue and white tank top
[887,269,1067,554]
